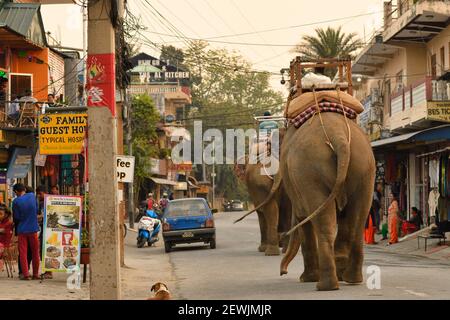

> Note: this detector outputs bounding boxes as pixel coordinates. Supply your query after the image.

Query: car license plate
[182,232,194,238]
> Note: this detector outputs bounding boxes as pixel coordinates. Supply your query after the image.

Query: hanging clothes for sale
[439,153,449,197]
[429,158,439,189]
[385,154,397,183]
[428,189,440,218]
[44,155,59,187]
[61,155,74,185]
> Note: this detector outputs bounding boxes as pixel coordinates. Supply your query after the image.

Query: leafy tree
[181,41,284,201]
[160,45,186,69]
[294,26,362,77]
[130,94,161,204]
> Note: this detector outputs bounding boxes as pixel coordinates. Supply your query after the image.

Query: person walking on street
[36,186,52,279]
[364,206,377,245]
[388,191,399,245]
[373,183,383,232]
[159,193,169,211]
[146,193,154,210]
[12,183,40,280]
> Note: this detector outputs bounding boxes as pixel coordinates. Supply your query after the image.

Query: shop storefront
[372,125,450,233]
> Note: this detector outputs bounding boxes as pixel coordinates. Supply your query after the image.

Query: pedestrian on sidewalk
[12,183,40,280]
[36,185,52,279]
[373,183,383,232]
[388,191,399,245]
[364,206,377,244]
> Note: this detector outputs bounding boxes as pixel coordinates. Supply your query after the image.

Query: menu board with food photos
[42,195,82,273]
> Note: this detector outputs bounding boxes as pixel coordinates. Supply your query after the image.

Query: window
[440,46,445,74]
[9,74,32,99]
[166,199,208,217]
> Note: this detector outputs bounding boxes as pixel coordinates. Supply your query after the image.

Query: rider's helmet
[263,111,271,117]
[163,192,168,198]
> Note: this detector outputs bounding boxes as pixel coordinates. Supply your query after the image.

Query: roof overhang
[383,2,450,43]
[371,124,450,149]
[164,90,191,104]
[0,25,44,49]
[150,177,178,186]
[352,39,401,76]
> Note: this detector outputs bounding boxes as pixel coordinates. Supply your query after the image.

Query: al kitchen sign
[427,102,450,123]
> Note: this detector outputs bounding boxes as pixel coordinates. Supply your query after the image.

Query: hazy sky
[41,0,384,93]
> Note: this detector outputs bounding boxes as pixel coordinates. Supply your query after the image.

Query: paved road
[160,211,450,300]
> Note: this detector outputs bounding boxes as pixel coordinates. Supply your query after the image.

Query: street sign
[116,155,135,183]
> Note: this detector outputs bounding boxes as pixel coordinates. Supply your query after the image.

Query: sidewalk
[0,226,179,300]
[371,228,450,261]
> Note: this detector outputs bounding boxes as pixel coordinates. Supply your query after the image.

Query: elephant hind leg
[341,200,370,284]
[299,222,319,283]
[334,213,351,281]
[263,201,280,256]
[280,229,300,276]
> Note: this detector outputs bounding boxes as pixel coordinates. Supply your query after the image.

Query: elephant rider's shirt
[259,120,278,139]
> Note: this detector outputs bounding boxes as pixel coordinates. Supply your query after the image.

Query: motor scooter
[137,209,161,248]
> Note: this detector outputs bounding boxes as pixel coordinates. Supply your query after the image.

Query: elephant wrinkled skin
[277,112,375,291]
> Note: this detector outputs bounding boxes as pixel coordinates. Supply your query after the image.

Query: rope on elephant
[336,87,352,145]
[310,87,335,152]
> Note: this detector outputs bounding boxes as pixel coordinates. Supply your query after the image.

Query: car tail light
[162,222,170,231]
[205,219,214,228]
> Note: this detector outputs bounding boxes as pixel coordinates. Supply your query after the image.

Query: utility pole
[87,0,121,300]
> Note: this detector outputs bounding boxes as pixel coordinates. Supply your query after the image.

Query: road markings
[404,289,429,297]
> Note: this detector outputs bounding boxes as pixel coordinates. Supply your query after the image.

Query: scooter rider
[159,192,169,211]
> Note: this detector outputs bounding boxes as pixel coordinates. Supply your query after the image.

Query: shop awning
[371,124,450,148]
[150,177,178,186]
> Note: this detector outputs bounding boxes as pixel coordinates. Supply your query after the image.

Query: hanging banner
[86,53,116,116]
[38,113,87,155]
[42,195,82,273]
[7,148,33,179]
[116,155,135,183]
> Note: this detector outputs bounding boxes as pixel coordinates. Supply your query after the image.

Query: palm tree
[294,26,363,78]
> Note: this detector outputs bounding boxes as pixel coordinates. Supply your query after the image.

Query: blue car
[162,198,217,253]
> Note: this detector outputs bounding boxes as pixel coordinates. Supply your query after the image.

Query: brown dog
[147,282,171,300]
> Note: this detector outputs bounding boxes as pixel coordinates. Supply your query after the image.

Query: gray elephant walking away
[279,112,375,290]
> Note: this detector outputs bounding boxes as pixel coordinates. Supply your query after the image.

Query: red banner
[86,53,116,116]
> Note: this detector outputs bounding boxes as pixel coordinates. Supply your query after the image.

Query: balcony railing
[0,101,43,129]
[389,76,450,114]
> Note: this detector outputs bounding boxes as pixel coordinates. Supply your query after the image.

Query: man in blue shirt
[12,183,40,280]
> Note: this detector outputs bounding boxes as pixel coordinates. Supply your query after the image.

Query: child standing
[0,204,13,271]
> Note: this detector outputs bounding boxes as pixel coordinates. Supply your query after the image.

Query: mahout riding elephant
[239,111,375,291]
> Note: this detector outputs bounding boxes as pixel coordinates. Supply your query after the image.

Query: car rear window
[166,200,208,217]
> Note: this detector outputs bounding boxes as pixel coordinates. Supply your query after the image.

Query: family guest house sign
[39,114,88,155]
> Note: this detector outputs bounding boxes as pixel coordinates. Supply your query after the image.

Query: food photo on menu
[45,206,80,230]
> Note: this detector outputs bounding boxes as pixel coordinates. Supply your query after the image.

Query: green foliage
[295,26,363,77]
[160,45,186,69]
[182,41,284,200]
[130,94,160,201]
[81,229,89,248]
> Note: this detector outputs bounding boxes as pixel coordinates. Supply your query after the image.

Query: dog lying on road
[147,282,171,300]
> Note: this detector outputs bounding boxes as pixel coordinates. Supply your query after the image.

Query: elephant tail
[284,134,351,236]
[233,168,282,223]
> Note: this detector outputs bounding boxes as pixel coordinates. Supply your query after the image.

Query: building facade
[353,0,450,232]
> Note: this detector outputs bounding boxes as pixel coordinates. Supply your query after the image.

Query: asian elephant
[243,163,291,256]
[243,112,375,290]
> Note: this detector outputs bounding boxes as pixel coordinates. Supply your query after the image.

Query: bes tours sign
[39,113,87,155]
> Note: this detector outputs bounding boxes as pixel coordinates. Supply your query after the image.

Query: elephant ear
[233,155,248,181]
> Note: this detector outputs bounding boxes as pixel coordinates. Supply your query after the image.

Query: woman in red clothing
[0,204,13,271]
[388,192,399,245]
